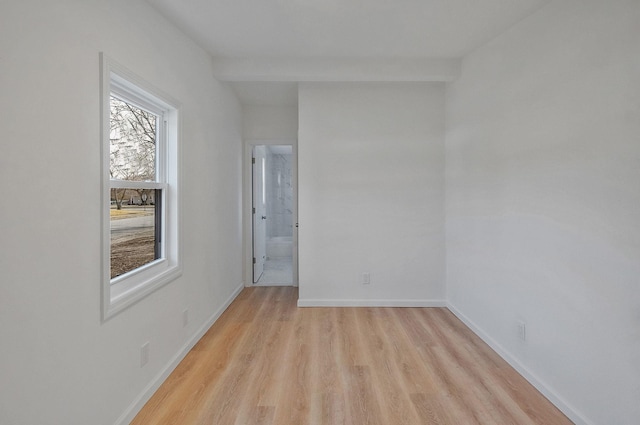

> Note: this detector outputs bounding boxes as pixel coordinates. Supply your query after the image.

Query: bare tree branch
[109,96,157,183]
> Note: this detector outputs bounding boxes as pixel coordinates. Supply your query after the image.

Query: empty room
[0,1,638,424]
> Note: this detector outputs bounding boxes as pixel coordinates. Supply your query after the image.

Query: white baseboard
[114,282,245,425]
[298,299,447,307]
[446,302,592,425]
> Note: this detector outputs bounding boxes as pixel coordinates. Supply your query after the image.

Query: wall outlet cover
[140,342,150,367]
[517,321,526,342]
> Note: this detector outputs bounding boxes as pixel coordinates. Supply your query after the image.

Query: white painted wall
[0,1,243,424]
[298,83,446,305]
[446,1,640,423]
[242,105,298,140]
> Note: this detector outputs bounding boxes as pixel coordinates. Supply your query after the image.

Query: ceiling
[146,0,551,105]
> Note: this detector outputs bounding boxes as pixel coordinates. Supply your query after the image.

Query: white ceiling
[148,0,549,58]
[146,0,551,104]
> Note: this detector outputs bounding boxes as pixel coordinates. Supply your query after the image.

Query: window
[101,54,181,320]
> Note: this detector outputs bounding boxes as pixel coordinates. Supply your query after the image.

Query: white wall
[298,83,446,305]
[242,105,298,140]
[446,1,640,423]
[0,1,243,424]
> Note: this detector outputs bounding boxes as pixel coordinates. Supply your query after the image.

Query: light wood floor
[131,287,572,425]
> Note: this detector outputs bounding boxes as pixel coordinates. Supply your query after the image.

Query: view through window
[109,95,160,278]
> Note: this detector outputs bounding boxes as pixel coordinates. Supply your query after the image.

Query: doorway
[252,145,295,285]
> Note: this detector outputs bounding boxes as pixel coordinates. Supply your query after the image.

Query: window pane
[110,188,160,279]
[110,96,157,181]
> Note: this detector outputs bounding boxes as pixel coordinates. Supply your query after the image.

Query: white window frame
[100,54,181,321]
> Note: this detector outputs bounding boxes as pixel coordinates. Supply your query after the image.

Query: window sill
[103,263,182,321]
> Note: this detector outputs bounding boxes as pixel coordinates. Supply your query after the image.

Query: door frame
[243,139,298,287]
[252,146,267,283]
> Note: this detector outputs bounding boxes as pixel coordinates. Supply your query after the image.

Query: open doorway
[252,145,294,285]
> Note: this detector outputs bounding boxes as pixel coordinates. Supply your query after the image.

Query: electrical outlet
[362,273,370,285]
[140,342,150,367]
[183,309,189,327]
[517,321,526,342]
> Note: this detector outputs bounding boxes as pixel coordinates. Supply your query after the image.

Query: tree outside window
[109,96,160,278]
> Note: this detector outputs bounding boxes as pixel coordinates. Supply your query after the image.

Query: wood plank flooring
[131,287,572,425]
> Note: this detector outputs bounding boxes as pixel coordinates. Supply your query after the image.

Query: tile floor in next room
[256,257,293,285]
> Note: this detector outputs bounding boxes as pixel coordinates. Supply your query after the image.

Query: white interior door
[252,146,267,283]
[292,143,298,286]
